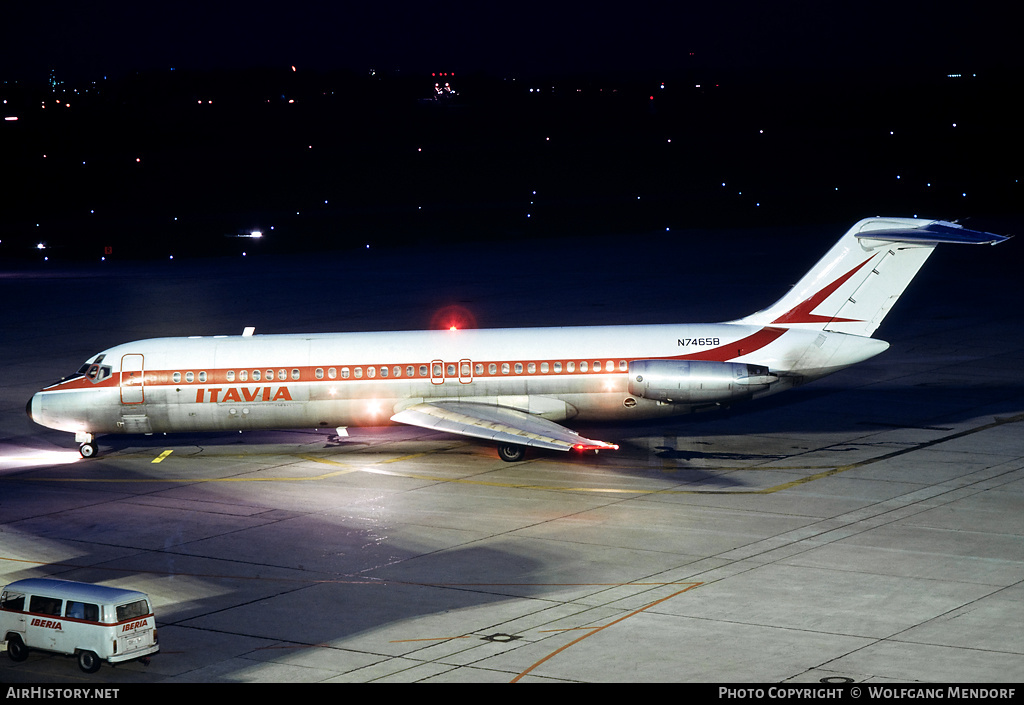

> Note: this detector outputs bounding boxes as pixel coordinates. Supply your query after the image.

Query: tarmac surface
[1,223,1022,683]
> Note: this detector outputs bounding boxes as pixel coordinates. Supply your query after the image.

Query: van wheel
[6,634,28,662]
[77,650,102,673]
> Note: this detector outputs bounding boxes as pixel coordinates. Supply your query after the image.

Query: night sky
[2,3,1021,262]
[4,2,1019,81]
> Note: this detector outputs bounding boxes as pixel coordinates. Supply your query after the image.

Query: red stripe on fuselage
[670,326,787,361]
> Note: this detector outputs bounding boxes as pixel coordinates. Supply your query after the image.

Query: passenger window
[567,361,575,372]
[341,368,349,379]
[447,364,456,376]
[185,371,194,383]
[315,368,324,379]
[367,367,376,378]
[619,360,627,371]
[540,362,549,373]
[527,362,536,374]
[292,369,300,380]
[227,370,235,382]
[593,361,602,372]
[278,369,286,381]
[580,361,588,372]
[502,363,510,374]
[354,367,363,379]
[253,370,261,381]
[393,366,402,378]
[554,362,562,373]
[266,370,274,381]
[475,363,484,375]
[433,363,443,377]
[29,595,62,616]
[328,367,337,379]
[65,601,99,621]
[172,372,181,383]
[515,363,523,374]
[418,365,428,377]
[489,363,497,375]
[380,366,388,378]
[198,371,207,383]
[407,366,415,377]
[239,370,248,381]
[607,360,614,371]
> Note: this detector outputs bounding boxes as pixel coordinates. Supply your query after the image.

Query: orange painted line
[511,582,702,683]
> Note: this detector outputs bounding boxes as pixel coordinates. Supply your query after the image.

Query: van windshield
[116,599,150,622]
[1,590,25,611]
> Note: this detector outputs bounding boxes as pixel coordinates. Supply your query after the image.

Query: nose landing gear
[76,432,98,459]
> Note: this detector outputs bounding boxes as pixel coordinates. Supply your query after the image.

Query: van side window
[30,595,62,616]
[65,601,99,621]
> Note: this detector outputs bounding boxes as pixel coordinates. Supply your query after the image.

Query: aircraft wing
[391,401,619,452]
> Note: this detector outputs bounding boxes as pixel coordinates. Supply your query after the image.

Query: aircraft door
[430,359,444,385]
[120,354,145,404]
[458,359,473,384]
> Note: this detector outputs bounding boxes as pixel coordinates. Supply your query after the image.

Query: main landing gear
[76,432,98,459]
[497,443,526,463]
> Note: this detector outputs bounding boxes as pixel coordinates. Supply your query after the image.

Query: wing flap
[391,401,618,452]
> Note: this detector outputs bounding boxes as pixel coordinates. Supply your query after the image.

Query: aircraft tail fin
[738,217,1010,337]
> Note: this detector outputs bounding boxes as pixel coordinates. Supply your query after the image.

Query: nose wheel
[75,432,98,458]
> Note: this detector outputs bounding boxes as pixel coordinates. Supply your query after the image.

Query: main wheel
[77,649,102,674]
[497,443,526,462]
[79,442,98,458]
[6,634,28,662]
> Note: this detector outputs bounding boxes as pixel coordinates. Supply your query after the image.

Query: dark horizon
[4,3,1019,85]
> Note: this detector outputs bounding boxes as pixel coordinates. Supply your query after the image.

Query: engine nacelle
[628,359,777,404]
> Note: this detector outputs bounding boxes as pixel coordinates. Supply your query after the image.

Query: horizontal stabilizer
[392,401,619,452]
[856,220,1011,246]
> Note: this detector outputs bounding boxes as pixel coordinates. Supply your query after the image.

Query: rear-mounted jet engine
[628,360,778,404]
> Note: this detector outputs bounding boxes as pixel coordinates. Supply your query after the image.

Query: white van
[1,578,159,673]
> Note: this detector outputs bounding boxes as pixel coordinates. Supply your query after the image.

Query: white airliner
[28,217,1009,461]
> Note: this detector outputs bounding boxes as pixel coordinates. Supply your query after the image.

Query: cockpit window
[73,354,108,382]
[86,364,112,383]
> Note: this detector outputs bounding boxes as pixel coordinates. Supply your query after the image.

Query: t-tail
[739,217,1011,338]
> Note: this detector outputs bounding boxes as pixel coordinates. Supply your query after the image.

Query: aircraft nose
[26,393,40,424]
